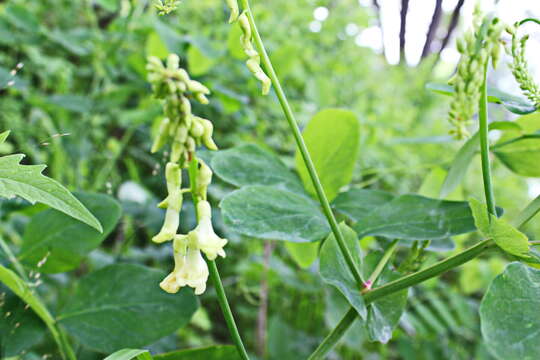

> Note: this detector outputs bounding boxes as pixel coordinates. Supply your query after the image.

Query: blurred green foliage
[0,0,539,359]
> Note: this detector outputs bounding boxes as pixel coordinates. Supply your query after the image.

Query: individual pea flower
[189,200,227,261]
[226,0,239,23]
[160,234,209,295]
[153,162,183,243]
[238,11,271,95]
[199,117,218,150]
[154,0,181,15]
[151,118,171,153]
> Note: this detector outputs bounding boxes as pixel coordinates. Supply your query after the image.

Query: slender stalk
[478,65,496,216]
[309,239,494,358]
[240,0,365,287]
[366,239,399,286]
[188,158,250,360]
[308,307,357,360]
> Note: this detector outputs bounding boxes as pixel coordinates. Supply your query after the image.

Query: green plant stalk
[0,236,76,360]
[309,239,495,359]
[479,65,497,216]
[188,157,250,360]
[309,239,400,359]
[240,0,365,287]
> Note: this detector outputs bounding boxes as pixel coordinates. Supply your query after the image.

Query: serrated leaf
[296,109,360,201]
[58,264,198,353]
[104,349,153,360]
[220,185,330,243]
[153,346,240,360]
[19,192,121,273]
[469,198,490,236]
[489,215,530,258]
[480,262,540,360]
[0,154,102,231]
[211,144,304,192]
[319,223,366,319]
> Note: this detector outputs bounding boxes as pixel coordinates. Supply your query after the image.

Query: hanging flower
[160,235,209,295]
[189,200,228,260]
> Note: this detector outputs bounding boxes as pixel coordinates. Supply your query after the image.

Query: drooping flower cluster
[154,0,271,95]
[506,24,540,108]
[447,8,504,139]
[154,0,181,15]
[147,54,227,295]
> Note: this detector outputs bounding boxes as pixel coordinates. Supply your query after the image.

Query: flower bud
[226,0,239,23]
[200,118,218,150]
[153,163,182,243]
[151,118,171,153]
[196,160,213,199]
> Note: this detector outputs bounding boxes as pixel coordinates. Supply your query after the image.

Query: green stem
[188,157,250,360]
[366,239,399,286]
[240,0,365,287]
[308,307,357,360]
[479,65,496,216]
[309,239,494,359]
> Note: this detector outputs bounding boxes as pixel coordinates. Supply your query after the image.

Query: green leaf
[494,137,540,177]
[187,45,216,76]
[58,264,198,353]
[295,109,360,202]
[220,185,330,243]
[319,223,366,319]
[19,192,122,273]
[211,144,303,192]
[285,241,319,269]
[153,346,240,360]
[0,291,46,357]
[0,130,10,145]
[0,265,56,331]
[426,83,537,115]
[146,32,170,59]
[489,215,530,258]
[469,197,490,236]
[332,188,394,222]
[353,194,481,241]
[480,262,540,360]
[104,349,153,360]
[0,154,102,231]
[440,133,479,198]
[362,252,408,343]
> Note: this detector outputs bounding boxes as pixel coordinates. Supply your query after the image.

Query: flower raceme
[147,55,227,295]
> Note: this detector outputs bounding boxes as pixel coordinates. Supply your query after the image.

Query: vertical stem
[256,240,273,359]
[188,157,250,360]
[479,65,496,215]
[240,0,365,288]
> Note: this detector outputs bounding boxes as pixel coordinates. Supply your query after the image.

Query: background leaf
[58,264,198,353]
[19,192,121,273]
[332,189,394,222]
[494,137,540,177]
[353,194,483,241]
[212,144,303,192]
[440,133,479,198]
[295,109,360,201]
[104,349,153,360]
[220,185,330,243]
[153,346,240,360]
[480,262,540,360]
